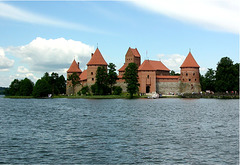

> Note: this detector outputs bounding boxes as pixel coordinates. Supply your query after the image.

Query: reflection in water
[0,97,238,164]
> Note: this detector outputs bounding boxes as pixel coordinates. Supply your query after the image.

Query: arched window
[147,75,149,79]
[195,79,197,81]
[193,73,195,76]
[92,78,94,81]
[189,79,191,81]
[186,73,188,76]
[91,72,93,75]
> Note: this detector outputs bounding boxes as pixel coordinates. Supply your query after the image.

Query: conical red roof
[67,59,82,73]
[87,48,108,66]
[180,52,200,68]
[138,60,170,71]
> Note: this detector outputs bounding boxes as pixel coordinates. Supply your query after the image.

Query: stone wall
[156,81,180,94]
[179,82,201,93]
[115,82,127,93]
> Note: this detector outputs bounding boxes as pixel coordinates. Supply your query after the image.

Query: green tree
[67,72,80,95]
[19,78,34,96]
[57,75,66,94]
[170,70,175,75]
[49,72,59,95]
[32,79,51,97]
[123,63,140,98]
[107,63,118,94]
[95,66,109,95]
[204,68,216,92]
[215,57,237,92]
[9,79,21,96]
[81,86,90,95]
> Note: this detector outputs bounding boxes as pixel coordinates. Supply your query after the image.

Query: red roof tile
[138,60,170,71]
[180,52,200,68]
[118,63,127,71]
[130,48,141,57]
[67,59,82,73]
[79,70,87,81]
[87,48,108,66]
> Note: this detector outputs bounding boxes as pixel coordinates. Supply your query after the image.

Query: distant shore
[3,93,239,99]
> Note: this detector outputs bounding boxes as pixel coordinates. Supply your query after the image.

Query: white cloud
[131,0,239,34]
[17,66,29,73]
[6,37,94,73]
[0,2,105,34]
[157,53,186,73]
[0,48,14,71]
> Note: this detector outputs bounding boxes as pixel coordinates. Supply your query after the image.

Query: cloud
[131,0,239,34]
[6,37,94,73]
[157,53,186,73]
[0,48,14,71]
[17,66,29,73]
[0,2,105,34]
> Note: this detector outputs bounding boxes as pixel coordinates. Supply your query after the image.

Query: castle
[66,47,201,95]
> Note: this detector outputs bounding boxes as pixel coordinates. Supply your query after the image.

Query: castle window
[91,72,93,75]
[195,79,197,81]
[193,73,195,76]
[183,79,184,81]
[186,73,188,76]
[189,79,191,81]
[147,75,149,79]
[92,78,94,81]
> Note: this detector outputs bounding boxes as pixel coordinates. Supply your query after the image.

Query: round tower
[86,48,108,85]
[180,51,201,93]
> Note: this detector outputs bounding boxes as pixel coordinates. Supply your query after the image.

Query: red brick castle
[66,47,201,95]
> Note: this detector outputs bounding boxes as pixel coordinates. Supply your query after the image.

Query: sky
[0,0,239,87]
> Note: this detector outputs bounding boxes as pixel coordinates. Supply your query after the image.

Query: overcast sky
[0,0,239,87]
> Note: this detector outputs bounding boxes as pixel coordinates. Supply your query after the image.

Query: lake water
[0,96,239,164]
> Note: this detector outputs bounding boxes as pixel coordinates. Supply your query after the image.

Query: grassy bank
[4,93,239,99]
[179,93,239,99]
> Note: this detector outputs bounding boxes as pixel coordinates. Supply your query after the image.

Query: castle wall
[156,81,180,94]
[138,71,156,93]
[179,82,201,93]
[115,81,127,93]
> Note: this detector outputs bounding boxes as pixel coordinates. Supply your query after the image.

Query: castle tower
[86,48,108,85]
[180,51,201,93]
[66,59,82,95]
[118,47,141,76]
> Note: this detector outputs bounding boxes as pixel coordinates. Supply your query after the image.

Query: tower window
[195,79,197,81]
[186,73,188,76]
[91,72,93,75]
[92,78,94,81]
[147,75,149,79]
[193,73,195,76]
[189,79,191,81]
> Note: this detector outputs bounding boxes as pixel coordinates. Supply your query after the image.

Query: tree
[123,63,140,98]
[67,72,80,95]
[49,72,59,95]
[57,75,66,94]
[204,68,216,92]
[19,78,34,96]
[107,63,118,94]
[8,79,21,96]
[32,79,51,97]
[95,66,109,95]
[215,57,237,92]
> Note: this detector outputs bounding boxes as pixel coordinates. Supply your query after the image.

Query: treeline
[0,87,8,95]
[200,57,239,93]
[6,72,66,97]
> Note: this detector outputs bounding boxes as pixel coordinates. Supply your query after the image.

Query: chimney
[91,53,94,57]
[78,62,80,68]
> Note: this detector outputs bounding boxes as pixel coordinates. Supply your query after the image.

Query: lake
[0,96,238,164]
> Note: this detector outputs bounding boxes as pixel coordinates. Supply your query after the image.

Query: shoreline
[3,94,239,99]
